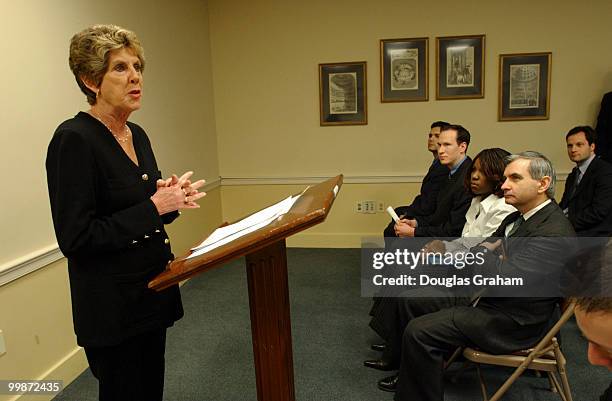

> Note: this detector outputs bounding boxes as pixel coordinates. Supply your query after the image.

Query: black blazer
[413,156,473,237]
[466,201,575,332]
[401,159,448,218]
[457,201,575,353]
[559,157,612,236]
[46,112,183,347]
[383,159,447,241]
[596,91,612,163]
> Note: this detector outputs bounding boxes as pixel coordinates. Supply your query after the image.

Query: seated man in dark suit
[392,124,473,239]
[374,151,575,400]
[369,124,473,335]
[383,121,450,247]
[560,125,612,236]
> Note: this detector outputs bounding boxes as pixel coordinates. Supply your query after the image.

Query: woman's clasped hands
[150,171,206,215]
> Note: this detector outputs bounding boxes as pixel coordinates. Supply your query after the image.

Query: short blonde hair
[69,25,145,105]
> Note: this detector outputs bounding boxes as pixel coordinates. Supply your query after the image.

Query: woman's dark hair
[464,148,511,197]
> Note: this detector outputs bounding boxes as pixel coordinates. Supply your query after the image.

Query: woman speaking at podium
[46,25,205,401]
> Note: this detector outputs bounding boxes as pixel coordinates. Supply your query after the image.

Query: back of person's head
[576,297,612,313]
[465,148,511,196]
[566,125,597,145]
[440,124,471,150]
[506,151,556,199]
[430,120,450,130]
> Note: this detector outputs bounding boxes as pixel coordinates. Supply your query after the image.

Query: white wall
[0,0,222,396]
[208,0,612,245]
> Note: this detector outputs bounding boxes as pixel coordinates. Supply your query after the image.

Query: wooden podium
[149,175,343,401]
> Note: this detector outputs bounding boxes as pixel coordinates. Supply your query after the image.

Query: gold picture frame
[498,52,552,121]
[436,34,485,100]
[319,61,367,126]
[380,37,428,102]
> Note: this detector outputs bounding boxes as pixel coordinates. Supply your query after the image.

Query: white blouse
[444,194,516,254]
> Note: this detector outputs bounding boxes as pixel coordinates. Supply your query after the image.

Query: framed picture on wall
[498,52,552,121]
[319,61,367,126]
[436,34,485,100]
[380,37,428,102]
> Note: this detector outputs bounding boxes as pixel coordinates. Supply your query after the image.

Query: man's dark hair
[464,148,511,196]
[440,124,471,150]
[575,297,612,313]
[566,125,597,145]
[430,121,450,129]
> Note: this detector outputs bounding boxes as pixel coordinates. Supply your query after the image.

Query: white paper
[188,215,278,259]
[386,206,400,222]
[187,194,301,259]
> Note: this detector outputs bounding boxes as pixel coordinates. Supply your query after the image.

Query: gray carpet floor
[53,248,610,401]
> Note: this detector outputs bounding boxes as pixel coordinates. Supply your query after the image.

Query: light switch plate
[0,330,6,356]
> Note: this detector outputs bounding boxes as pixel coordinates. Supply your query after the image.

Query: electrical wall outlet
[377,202,384,213]
[0,330,6,356]
[356,200,377,214]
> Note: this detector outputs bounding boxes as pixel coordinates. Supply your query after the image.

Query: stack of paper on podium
[148,175,343,292]
[188,194,302,259]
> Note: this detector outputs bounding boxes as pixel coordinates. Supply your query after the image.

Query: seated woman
[422,147,516,256]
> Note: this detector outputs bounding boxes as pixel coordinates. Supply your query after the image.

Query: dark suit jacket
[383,159,447,239]
[458,201,576,352]
[413,156,473,237]
[559,157,612,236]
[46,112,183,347]
[596,91,612,163]
[401,159,448,217]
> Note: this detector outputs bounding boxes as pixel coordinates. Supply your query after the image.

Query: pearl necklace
[90,112,131,143]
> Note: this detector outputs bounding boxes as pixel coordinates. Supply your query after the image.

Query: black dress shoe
[364,359,396,371]
[377,374,398,392]
[371,343,386,352]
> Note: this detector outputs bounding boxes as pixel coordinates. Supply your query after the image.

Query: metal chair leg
[553,339,573,401]
[547,372,558,393]
[476,364,489,401]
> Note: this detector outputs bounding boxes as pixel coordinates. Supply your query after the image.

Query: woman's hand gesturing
[151,171,206,215]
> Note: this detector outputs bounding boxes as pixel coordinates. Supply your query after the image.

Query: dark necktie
[507,216,524,237]
[568,167,581,198]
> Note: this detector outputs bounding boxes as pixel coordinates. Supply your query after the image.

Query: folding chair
[461,300,575,401]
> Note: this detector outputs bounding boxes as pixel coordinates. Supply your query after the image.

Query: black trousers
[370,290,469,366]
[392,299,549,401]
[602,380,612,401]
[394,304,474,401]
[84,328,167,401]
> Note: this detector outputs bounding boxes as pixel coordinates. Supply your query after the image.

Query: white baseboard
[286,232,378,248]
[8,347,87,401]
